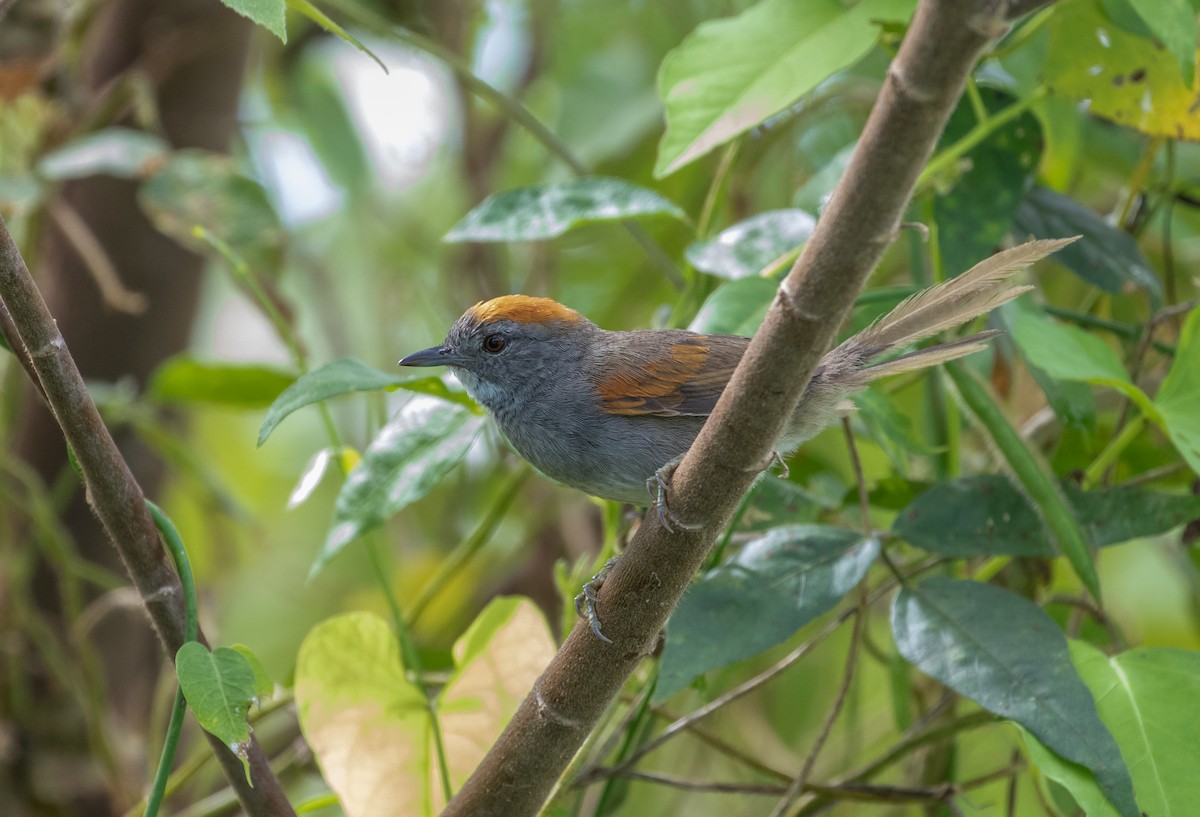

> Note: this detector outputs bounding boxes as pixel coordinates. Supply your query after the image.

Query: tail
[832,236,1079,388]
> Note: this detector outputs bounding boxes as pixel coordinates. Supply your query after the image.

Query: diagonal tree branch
[441,1,1055,815]
[0,216,296,817]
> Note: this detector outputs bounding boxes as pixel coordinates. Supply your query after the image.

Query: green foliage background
[2,0,1200,815]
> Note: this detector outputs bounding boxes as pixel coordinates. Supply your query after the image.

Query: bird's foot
[751,450,789,479]
[574,557,616,643]
[646,458,704,534]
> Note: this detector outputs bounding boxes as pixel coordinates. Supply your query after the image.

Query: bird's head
[399,295,597,411]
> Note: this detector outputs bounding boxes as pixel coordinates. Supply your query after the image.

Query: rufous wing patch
[467,295,583,326]
[598,334,743,417]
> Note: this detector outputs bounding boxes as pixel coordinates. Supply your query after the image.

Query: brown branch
[0,215,296,817]
[47,198,148,315]
[441,1,1042,814]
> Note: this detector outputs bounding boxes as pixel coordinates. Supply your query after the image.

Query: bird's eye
[482,334,507,354]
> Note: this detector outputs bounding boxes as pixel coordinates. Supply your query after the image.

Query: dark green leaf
[892,578,1138,817]
[935,88,1042,276]
[1154,305,1200,475]
[149,356,295,409]
[219,0,286,42]
[895,474,1200,556]
[313,402,484,576]
[176,643,258,779]
[685,209,814,280]
[1124,0,1197,85]
[735,477,822,532]
[689,277,776,335]
[139,150,285,276]
[37,128,168,181]
[1013,186,1162,305]
[231,644,275,701]
[657,525,878,701]
[655,0,915,176]
[445,177,686,242]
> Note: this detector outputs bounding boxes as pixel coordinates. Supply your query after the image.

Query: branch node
[534,682,583,730]
[30,334,66,359]
[777,284,821,323]
[886,63,938,104]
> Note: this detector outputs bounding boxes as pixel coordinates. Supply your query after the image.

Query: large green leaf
[175,643,259,780]
[891,578,1138,817]
[295,612,432,817]
[1069,641,1200,815]
[1154,306,1200,475]
[1013,185,1162,304]
[1123,0,1197,85]
[149,356,295,409]
[37,128,168,181]
[657,525,878,701]
[1045,0,1200,140]
[313,402,484,576]
[894,474,1200,556]
[1005,305,1160,422]
[220,0,287,42]
[934,88,1042,276]
[295,601,555,816]
[685,209,814,280]
[258,357,475,446]
[655,0,914,176]
[689,276,777,335]
[444,177,686,242]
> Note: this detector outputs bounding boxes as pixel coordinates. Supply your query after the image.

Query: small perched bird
[400,239,1072,527]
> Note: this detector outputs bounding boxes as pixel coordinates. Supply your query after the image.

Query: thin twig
[768,589,868,817]
[842,417,873,535]
[47,198,147,314]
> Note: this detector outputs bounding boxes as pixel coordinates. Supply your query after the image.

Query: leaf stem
[143,501,198,817]
[1082,414,1146,488]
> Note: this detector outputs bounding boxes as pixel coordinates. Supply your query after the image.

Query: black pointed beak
[398,345,465,368]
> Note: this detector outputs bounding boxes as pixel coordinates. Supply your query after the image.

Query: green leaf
[149,356,295,409]
[1045,0,1200,139]
[1124,0,1197,85]
[1154,306,1200,475]
[1013,185,1162,304]
[295,612,432,817]
[735,477,823,532]
[895,474,1200,557]
[948,364,1102,601]
[138,150,285,276]
[287,0,386,72]
[891,578,1138,817]
[231,644,275,701]
[444,177,686,242]
[1070,640,1200,815]
[1005,305,1160,423]
[685,209,814,280]
[313,402,484,576]
[655,0,915,177]
[852,387,937,475]
[934,88,1042,276]
[689,277,777,335]
[1018,724,1120,817]
[220,0,287,42]
[175,643,258,780]
[258,357,474,446]
[657,525,878,702]
[37,128,168,181]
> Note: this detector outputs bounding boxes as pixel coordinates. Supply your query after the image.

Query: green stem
[696,139,742,238]
[408,466,531,626]
[947,364,1101,602]
[1043,305,1176,356]
[1082,414,1146,488]
[143,501,198,817]
[915,88,1045,192]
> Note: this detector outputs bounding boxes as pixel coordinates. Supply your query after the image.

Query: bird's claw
[574,558,615,643]
[753,450,789,479]
[646,461,704,534]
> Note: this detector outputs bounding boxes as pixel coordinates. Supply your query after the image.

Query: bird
[400,238,1073,638]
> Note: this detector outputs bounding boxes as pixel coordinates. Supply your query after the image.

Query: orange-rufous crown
[465,295,584,326]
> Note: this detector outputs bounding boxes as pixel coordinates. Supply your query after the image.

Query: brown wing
[596,331,749,417]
